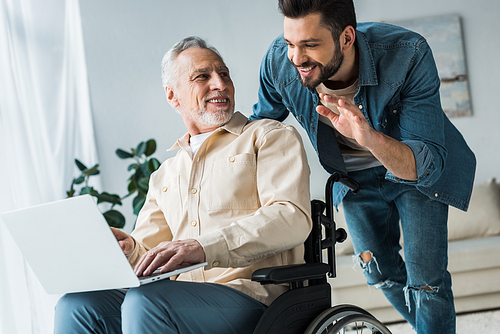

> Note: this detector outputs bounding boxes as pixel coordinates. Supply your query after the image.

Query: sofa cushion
[334,178,500,255]
[448,178,500,241]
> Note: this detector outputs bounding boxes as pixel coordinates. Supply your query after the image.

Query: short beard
[295,48,344,89]
[186,101,235,128]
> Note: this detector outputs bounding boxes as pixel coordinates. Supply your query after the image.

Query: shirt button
[229,156,235,162]
[434,193,439,197]
[358,105,363,110]
[212,261,220,267]
[190,188,197,194]
[191,220,197,227]
[162,187,168,192]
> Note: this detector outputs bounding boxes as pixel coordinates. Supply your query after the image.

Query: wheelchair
[251,172,392,334]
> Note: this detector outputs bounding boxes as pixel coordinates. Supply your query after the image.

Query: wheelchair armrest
[251,263,329,285]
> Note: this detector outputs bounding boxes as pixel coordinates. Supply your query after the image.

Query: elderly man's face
[173,47,235,132]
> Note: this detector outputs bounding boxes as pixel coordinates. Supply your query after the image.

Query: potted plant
[67,139,161,228]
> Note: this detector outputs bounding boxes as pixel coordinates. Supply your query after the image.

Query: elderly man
[53,37,311,334]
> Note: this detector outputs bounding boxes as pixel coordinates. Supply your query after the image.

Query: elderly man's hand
[111,227,135,255]
[134,239,206,277]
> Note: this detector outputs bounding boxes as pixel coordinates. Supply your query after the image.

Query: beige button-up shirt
[127,112,312,305]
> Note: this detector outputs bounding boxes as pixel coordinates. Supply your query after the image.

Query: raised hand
[316,93,376,149]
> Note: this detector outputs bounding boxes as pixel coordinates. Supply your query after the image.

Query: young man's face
[172,47,235,131]
[283,13,344,89]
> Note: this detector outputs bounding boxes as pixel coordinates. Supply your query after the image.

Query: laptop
[0,194,207,294]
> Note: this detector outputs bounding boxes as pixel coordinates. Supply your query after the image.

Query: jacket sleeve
[250,37,291,122]
[385,39,447,187]
[196,124,312,269]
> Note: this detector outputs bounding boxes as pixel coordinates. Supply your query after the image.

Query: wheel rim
[304,306,391,334]
[326,314,391,334]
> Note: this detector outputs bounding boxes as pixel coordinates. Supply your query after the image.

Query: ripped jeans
[342,166,455,334]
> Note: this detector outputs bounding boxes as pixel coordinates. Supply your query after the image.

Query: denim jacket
[251,22,476,211]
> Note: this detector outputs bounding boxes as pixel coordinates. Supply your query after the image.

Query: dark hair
[278,0,357,40]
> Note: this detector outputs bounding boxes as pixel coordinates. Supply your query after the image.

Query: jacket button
[229,156,235,162]
[191,188,197,194]
[358,105,363,110]
[212,261,220,267]
[162,187,168,192]
[191,220,197,227]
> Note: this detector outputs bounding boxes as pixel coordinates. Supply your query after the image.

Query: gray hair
[161,36,223,89]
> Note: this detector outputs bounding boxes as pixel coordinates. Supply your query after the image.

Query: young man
[54,36,312,334]
[251,0,476,333]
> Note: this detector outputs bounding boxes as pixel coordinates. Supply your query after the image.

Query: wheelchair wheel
[304,305,392,334]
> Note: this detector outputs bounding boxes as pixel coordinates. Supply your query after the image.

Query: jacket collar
[355,29,378,87]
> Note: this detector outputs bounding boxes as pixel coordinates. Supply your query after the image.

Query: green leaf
[103,210,125,228]
[96,192,122,205]
[136,176,149,195]
[75,159,87,171]
[80,186,98,197]
[133,165,147,179]
[74,175,85,185]
[116,149,133,159]
[83,164,100,177]
[132,194,146,215]
[145,139,157,157]
[127,180,137,194]
[136,141,146,157]
[127,163,139,171]
[147,158,161,173]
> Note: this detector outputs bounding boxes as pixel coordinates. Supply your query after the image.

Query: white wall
[79,0,499,230]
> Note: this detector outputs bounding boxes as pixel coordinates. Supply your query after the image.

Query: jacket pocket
[207,153,259,211]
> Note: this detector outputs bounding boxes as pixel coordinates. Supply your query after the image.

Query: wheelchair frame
[251,173,392,334]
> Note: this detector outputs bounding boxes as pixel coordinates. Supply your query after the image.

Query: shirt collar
[167,111,248,152]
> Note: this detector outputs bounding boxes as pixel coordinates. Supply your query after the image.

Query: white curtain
[0,0,99,332]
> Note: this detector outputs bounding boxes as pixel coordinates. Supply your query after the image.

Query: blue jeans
[342,166,455,333]
[54,280,266,334]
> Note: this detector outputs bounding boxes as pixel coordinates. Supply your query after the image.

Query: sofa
[328,178,500,323]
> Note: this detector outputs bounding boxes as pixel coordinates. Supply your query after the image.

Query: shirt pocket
[207,153,260,211]
[157,175,183,231]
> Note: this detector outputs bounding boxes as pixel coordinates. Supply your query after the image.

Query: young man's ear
[340,25,356,52]
[165,85,179,108]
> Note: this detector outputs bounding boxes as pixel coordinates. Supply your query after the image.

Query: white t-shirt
[189,131,214,156]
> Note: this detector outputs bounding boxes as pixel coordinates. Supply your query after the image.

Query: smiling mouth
[297,65,316,76]
[207,98,228,103]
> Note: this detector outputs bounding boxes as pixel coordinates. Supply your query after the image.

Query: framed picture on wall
[389,15,472,118]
